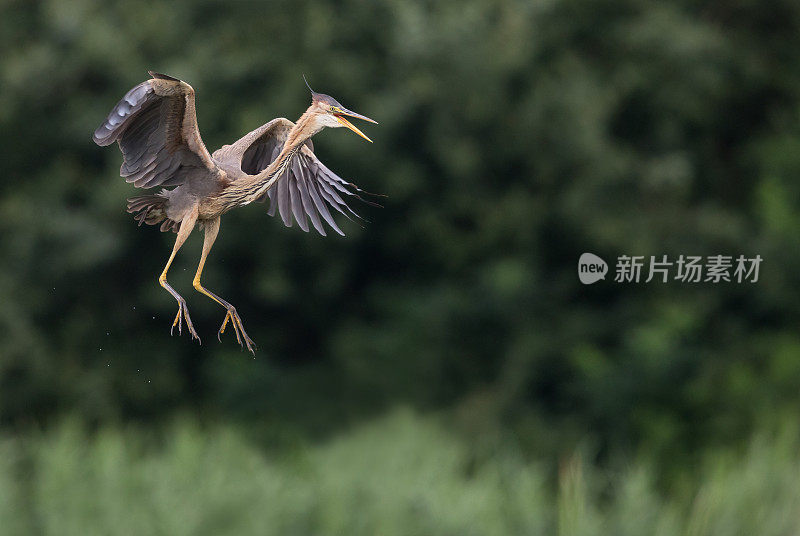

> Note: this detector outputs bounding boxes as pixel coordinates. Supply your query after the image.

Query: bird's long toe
[217,307,256,354]
[170,304,183,336]
[232,311,256,355]
[170,300,201,343]
[217,310,238,343]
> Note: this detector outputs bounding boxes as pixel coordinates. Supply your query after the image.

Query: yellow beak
[335,110,377,143]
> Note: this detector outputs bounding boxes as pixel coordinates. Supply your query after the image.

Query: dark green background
[2,0,800,532]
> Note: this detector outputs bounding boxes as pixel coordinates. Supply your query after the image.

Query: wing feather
[93,72,220,190]
[316,183,355,221]
[293,159,325,235]
[304,165,344,236]
[289,176,309,232]
[277,165,292,227]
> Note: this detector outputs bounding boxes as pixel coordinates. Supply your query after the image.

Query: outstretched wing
[93,71,221,189]
[213,118,379,236]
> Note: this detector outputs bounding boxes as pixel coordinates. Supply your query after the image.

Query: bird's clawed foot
[217,306,256,354]
[170,298,201,343]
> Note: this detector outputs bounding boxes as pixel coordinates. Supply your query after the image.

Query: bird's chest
[197,197,223,219]
[163,180,222,221]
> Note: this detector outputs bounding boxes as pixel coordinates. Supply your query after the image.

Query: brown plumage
[93,71,379,354]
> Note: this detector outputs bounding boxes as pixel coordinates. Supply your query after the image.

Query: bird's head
[304,75,377,142]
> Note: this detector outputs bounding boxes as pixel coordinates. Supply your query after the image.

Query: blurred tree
[0,0,799,470]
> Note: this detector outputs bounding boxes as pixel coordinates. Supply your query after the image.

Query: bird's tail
[126,194,179,233]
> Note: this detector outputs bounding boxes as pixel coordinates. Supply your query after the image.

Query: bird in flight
[93,71,379,354]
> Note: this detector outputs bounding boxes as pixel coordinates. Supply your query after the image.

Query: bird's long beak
[335,109,378,143]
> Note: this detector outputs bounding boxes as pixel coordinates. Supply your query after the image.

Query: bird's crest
[303,74,316,95]
[303,75,345,108]
[303,74,327,104]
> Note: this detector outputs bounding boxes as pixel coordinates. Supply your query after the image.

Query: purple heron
[93,72,378,354]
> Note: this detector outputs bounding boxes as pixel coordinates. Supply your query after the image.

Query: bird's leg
[159,209,200,343]
[192,217,256,354]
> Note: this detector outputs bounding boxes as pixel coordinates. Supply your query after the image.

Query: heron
[93,71,378,354]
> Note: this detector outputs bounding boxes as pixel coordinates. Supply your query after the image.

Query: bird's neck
[283,108,320,150]
[229,110,319,207]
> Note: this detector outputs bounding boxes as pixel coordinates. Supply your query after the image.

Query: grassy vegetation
[1,410,799,536]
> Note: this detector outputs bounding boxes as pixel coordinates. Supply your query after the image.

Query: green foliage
[1,0,800,484]
[2,412,800,535]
